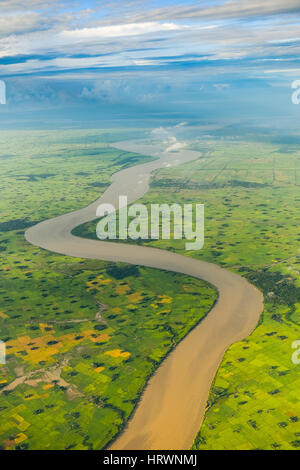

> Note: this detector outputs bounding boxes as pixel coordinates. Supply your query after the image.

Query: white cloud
[0,1,299,80]
[165,138,186,152]
[264,68,300,74]
[128,0,300,22]
[213,83,230,91]
[133,59,159,66]
[61,22,184,41]
[0,12,46,37]
[151,126,187,152]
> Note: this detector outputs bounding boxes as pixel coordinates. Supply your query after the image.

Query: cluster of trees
[105,264,140,280]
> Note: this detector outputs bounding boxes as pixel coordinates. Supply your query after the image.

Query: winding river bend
[25,140,263,450]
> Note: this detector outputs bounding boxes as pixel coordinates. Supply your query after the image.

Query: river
[25,140,263,450]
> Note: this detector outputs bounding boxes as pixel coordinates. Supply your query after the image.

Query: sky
[0,0,300,129]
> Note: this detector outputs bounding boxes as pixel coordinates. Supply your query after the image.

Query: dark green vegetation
[80,138,300,449]
[0,130,216,450]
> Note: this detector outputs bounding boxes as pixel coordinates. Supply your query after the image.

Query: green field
[0,130,217,450]
[78,138,300,449]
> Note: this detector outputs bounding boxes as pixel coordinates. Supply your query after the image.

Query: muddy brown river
[25,140,263,450]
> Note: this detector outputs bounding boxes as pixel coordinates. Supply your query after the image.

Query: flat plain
[78,137,300,450]
[0,130,217,450]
